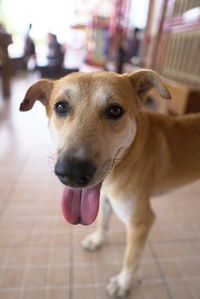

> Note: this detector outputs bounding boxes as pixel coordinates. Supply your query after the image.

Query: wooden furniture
[141,0,200,86]
[123,63,200,115]
[137,0,200,114]
[157,0,200,86]
[0,32,12,98]
[148,78,200,114]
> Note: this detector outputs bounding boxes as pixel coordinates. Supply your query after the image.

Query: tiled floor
[0,73,200,299]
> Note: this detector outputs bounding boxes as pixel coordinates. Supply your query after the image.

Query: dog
[20,70,200,297]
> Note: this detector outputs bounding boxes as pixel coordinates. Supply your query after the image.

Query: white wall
[129,0,150,29]
[3,0,76,43]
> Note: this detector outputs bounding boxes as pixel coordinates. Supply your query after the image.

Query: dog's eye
[104,104,124,120]
[54,101,69,116]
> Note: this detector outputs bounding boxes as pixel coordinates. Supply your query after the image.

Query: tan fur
[20,70,200,298]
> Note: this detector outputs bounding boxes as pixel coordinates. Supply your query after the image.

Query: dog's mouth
[61,184,101,225]
[59,148,124,226]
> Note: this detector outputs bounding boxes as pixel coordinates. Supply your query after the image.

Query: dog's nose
[55,157,97,187]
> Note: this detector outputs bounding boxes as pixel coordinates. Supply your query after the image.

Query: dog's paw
[81,232,103,251]
[106,270,136,298]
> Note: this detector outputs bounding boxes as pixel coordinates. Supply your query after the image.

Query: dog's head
[20,70,170,225]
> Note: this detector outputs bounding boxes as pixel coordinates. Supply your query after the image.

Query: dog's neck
[119,111,150,165]
[104,111,151,188]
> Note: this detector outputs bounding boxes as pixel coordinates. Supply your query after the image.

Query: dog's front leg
[81,196,112,250]
[107,199,155,298]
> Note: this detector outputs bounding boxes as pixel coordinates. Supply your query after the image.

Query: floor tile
[142,281,170,299]
[73,264,96,285]
[49,247,69,264]
[47,287,69,299]
[23,266,47,287]
[0,290,20,299]
[139,260,161,281]
[0,267,24,288]
[188,278,200,299]
[159,259,184,279]
[73,285,97,299]
[5,247,29,265]
[168,280,195,299]
[94,262,120,284]
[47,266,69,286]
[28,247,50,264]
[21,289,46,299]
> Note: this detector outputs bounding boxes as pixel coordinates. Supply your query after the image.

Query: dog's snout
[55,157,97,187]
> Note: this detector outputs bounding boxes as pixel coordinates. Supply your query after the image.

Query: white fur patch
[109,198,134,225]
[81,231,104,250]
[106,268,133,297]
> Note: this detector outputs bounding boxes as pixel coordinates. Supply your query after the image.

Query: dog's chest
[102,182,137,225]
[109,198,135,225]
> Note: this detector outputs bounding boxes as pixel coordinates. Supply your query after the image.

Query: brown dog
[20,70,200,297]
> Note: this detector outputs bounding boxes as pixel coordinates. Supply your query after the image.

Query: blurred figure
[124,27,141,62]
[0,23,7,34]
[109,27,126,74]
[0,23,12,97]
[47,33,64,67]
[109,27,142,74]
[24,24,36,70]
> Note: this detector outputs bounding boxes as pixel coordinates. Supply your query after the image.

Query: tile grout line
[174,254,199,299]
[1,257,200,268]
[18,191,48,299]
[148,238,200,243]
[69,228,74,299]
[1,277,200,292]
[17,195,44,299]
[149,241,175,299]
[93,249,101,299]
[0,145,33,220]
[0,117,54,220]
[0,166,55,299]
[45,227,54,299]
[17,239,33,299]
[0,246,13,296]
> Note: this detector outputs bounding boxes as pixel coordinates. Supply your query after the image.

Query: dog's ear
[128,69,171,103]
[20,79,53,111]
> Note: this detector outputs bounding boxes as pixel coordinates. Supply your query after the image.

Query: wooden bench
[123,63,200,115]
[148,78,200,115]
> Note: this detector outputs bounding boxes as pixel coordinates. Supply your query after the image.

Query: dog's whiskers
[47,152,56,174]
[101,147,124,179]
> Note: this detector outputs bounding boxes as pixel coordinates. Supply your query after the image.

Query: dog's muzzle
[55,157,97,188]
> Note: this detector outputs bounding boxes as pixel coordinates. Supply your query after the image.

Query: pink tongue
[61,185,101,225]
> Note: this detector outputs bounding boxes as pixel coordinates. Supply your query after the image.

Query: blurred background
[1,1,200,299]
[1,0,200,112]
